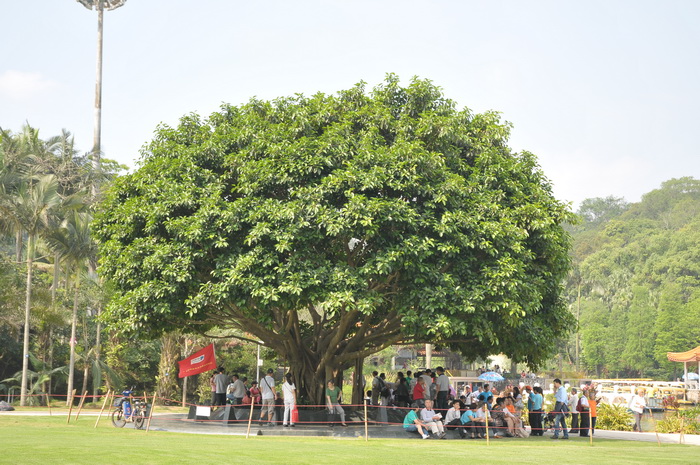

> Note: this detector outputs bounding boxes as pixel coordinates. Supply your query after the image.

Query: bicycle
[111,388,148,429]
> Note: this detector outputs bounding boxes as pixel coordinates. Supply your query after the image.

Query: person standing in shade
[629,387,647,432]
[412,375,427,408]
[371,371,382,405]
[209,370,217,405]
[568,388,579,434]
[325,380,348,427]
[435,367,450,414]
[259,368,277,426]
[281,372,297,427]
[529,386,544,436]
[214,367,229,407]
[551,378,569,439]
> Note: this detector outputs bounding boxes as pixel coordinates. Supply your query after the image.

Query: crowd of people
[209,365,601,437]
[209,367,300,427]
[399,373,601,440]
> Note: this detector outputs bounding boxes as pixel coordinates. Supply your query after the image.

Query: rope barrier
[7,392,686,445]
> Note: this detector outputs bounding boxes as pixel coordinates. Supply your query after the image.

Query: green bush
[596,402,633,431]
[656,407,700,434]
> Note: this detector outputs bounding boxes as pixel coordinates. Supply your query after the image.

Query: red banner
[178,343,216,378]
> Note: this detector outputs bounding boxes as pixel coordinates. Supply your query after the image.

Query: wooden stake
[484,404,490,446]
[95,390,112,428]
[46,393,51,416]
[146,392,157,432]
[246,399,255,439]
[66,389,77,424]
[364,401,369,442]
[74,390,88,421]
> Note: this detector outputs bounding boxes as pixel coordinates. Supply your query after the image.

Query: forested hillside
[567,177,700,379]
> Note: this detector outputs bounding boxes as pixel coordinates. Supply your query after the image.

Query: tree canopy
[95,76,574,401]
[567,177,700,378]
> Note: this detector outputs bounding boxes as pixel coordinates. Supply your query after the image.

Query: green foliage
[568,177,700,378]
[95,76,574,402]
[595,402,633,431]
[656,407,700,434]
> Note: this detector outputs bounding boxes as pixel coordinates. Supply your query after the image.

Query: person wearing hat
[259,368,277,426]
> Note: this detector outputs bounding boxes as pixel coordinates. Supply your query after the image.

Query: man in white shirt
[568,388,579,434]
[444,399,466,438]
[629,388,647,432]
[227,374,247,405]
[470,386,481,404]
[420,399,446,438]
[435,367,450,413]
[259,368,277,426]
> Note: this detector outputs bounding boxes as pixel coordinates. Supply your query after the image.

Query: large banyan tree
[94,76,574,403]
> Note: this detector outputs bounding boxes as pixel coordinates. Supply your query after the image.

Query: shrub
[596,402,633,431]
[656,407,700,434]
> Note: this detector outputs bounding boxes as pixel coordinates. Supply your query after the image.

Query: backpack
[576,397,588,413]
[379,378,390,398]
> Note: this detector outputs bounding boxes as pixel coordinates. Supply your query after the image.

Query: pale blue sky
[2,0,699,208]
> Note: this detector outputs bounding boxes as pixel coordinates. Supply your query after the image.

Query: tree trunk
[93,305,102,400]
[576,280,581,371]
[66,276,80,406]
[156,332,181,404]
[351,356,364,406]
[15,229,22,264]
[19,234,34,407]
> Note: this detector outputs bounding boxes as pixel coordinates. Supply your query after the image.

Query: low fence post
[364,401,369,442]
[484,404,490,445]
[246,400,255,438]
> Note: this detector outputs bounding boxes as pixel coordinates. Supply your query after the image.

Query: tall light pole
[76,0,126,194]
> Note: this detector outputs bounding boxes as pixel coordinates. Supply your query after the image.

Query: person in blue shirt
[528,386,544,436]
[403,404,430,439]
[460,404,480,439]
[552,379,569,439]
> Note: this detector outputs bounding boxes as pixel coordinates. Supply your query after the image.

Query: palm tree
[44,209,97,405]
[1,354,68,405]
[4,175,62,406]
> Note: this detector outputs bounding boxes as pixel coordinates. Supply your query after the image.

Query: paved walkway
[3,411,698,445]
[146,413,700,446]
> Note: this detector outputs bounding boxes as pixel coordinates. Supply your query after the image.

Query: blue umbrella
[478,371,505,382]
[682,372,699,381]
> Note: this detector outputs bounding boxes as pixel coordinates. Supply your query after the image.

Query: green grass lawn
[1,415,696,465]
